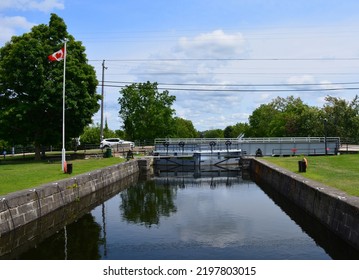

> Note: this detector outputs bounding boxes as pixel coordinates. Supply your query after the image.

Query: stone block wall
[0,159,151,237]
[251,158,359,251]
[0,173,139,259]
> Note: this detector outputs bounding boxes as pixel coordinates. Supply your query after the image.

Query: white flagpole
[61,40,67,172]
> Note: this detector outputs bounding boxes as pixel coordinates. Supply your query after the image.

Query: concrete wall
[251,158,359,251]
[0,158,152,237]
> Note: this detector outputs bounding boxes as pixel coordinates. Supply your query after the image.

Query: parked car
[100,138,135,149]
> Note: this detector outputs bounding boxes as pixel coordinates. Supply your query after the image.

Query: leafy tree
[295,106,323,137]
[248,103,280,137]
[271,96,321,137]
[115,129,126,139]
[223,125,233,138]
[80,125,101,145]
[118,82,176,142]
[322,95,359,141]
[202,129,224,138]
[0,14,100,160]
[80,121,117,145]
[233,122,250,137]
[248,96,321,137]
[173,117,198,138]
[224,122,249,138]
[103,119,117,139]
[0,139,8,151]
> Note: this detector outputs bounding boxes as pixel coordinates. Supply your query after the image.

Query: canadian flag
[48,47,65,61]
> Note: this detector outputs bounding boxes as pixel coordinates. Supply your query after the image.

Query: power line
[101,83,359,93]
[90,57,359,62]
[105,72,359,76]
[105,80,359,87]
[158,87,359,92]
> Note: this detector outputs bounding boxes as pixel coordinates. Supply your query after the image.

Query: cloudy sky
[1,0,359,132]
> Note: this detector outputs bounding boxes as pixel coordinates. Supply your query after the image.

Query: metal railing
[155,137,341,145]
[154,137,341,156]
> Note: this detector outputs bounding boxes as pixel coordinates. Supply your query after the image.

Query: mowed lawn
[0,157,126,196]
[264,154,359,197]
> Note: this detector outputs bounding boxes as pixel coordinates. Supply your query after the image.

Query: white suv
[100,138,135,149]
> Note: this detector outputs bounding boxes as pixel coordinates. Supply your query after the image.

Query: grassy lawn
[263,154,359,197]
[0,156,126,196]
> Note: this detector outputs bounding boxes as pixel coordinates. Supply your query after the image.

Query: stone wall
[251,158,359,251]
[0,158,152,237]
[0,174,140,259]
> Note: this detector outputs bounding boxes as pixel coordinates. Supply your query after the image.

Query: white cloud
[0,0,64,44]
[286,75,316,85]
[0,16,35,42]
[176,29,247,58]
[319,80,343,91]
[0,0,64,12]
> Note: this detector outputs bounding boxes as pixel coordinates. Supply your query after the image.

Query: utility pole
[100,60,107,142]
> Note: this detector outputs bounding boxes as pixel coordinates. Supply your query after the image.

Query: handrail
[155,137,340,145]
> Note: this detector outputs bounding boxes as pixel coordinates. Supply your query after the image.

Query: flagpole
[61,40,67,172]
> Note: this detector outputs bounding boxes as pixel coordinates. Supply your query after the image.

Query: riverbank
[251,157,359,251]
[0,158,152,237]
[0,157,127,195]
[263,154,359,197]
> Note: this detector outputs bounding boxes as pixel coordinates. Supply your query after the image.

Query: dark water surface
[14,170,359,260]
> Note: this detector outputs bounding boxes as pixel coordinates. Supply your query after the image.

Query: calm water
[12,169,359,260]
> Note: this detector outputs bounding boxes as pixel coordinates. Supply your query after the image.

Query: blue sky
[1,0,359,132]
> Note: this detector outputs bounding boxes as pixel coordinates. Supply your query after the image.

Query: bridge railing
[154,137,341,156]
[155,137,340,146]
[154,138,242,153]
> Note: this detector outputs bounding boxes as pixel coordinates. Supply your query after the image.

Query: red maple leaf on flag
[48,47,65,61]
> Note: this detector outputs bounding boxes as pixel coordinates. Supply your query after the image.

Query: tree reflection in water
[120,180,177,227]
[18,214,102,260]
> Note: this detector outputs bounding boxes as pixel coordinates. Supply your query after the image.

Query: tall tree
[0,14,100,159]
[248,96,321,137]
[80,122,117,145]
[322,95,359,141]
[247,103,281,137]
[271,96,321,137]
[173,117,198,138]
[202,129,224,138]
[223,125,233,138]
[118,82,176,141]
[224,122,249,138]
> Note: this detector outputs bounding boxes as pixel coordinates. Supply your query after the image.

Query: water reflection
[0,174,138,259]
[18,214,102,260]
[254,178,359,260]
[120,180,177,227]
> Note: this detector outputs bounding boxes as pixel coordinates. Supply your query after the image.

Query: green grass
[263,154,359,197]
[0,156,126,196]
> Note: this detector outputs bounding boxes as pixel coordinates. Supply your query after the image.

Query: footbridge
[153,137,340,167]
